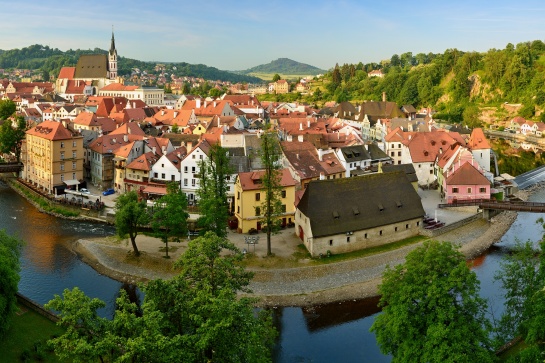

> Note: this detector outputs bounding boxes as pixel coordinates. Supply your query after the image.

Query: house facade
[23,120,84,194]
[234,168,296,233]
[295,172,425,257]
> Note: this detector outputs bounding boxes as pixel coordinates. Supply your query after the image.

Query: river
[3,180,545,362]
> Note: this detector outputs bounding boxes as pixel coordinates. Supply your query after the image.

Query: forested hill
[319,40,545,126]
[0,44,262,84]
[237,58,325,75]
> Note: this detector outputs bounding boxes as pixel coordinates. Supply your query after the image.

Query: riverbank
[73,206,518,307]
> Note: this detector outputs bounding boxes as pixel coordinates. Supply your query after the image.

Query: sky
[2,0,545,72]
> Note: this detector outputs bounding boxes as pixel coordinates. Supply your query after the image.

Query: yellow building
[23,120,84,194]
[234,168,296,233]
[275,79,289,94]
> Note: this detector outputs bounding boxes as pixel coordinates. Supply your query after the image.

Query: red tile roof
[446,162,489,185]
[467,128,491,150]
[238,168,296,191]
[26,120,74,140]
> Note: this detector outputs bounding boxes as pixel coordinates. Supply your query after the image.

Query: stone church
[56,31,123,99]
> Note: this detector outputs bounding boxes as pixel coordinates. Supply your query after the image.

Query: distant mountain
[237,58,326,76]
[0,44,262,84]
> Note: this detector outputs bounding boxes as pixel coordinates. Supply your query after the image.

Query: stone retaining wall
[16,293,59,323]
[420,213,482,238]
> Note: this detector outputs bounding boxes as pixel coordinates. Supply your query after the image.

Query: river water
[3,181,545,362]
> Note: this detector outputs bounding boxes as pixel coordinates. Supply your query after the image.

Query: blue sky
[2,0,545,71]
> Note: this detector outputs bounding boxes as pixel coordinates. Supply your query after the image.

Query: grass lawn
[0,303,65,363]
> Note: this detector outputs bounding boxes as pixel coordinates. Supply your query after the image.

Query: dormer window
[378,203,384,212]
[333,211,340,219]
[396,201,403,208]
[353,207,360,216]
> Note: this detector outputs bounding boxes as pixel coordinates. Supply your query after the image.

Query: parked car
[102,188,115,196]
[80,188,90,194]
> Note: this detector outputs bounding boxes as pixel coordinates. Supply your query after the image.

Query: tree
[0,116,27,161]
[181,82,191,94]
[371,240,494,363]
[258,130,283,256]
[272,73,281,82]
[209,87,222,98]
[171,123,179,134]
[114,191,149,257]
[495,226,545,359]
[151,182,189,258]
[47,232,276,363]
[0,99,16,120]
[0,230,23,338]
[196,143,232,238]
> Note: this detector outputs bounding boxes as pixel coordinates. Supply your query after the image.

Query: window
[395,227,398,232]
[237,206,240,213]
[452,187,459,193]
[255,207,260,216]
[237,191,240,200]
[161,173,166,179]
[72,162,76,169]
[191,179,196,186]
[281,204,286,213]
[60,142,64,148]
[199,155,203,160]
[390,152,394,157]
[60,163,65,171]
[192,166,196,173]
[398,151,401,156]
[192,155,195,159]
[60,152,65,160]
[255,192,260,201]
[73,151,76,158]
[479,187,486,193]
[184,179,188,186]
[346,236,350,243]
[73,140,76,147]
[60,174,64,181]
[429,170,433,174]
[171,175,175,181]
[281,190,286,198]
[406,224,409,229]
[329,239,333,246]
[72,173,76,179]
[467,187,472,193]
[364,233,367,238]
[154,172,158,178]
[380,230,383,236]
[184,166,188,173]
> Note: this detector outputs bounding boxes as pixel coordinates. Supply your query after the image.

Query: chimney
[204,101,208,108]
[217,116,221,128]
[299,123,303,131]
[196,99,201,108]
[298,135,304,142]
[161,110,165,116]
[123,134,128,142]
[307,120,311,128]
[213,101,216,107]
[152,146,157,154]
[382,92,386,102]
[174,111,178,118]
[162,146,166,155]
[320,172,325,180]
[296,153,300,160]
[318,148,323,161]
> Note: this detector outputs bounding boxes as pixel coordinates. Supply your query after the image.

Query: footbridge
[0,162,23,173]
[439,198,545,215]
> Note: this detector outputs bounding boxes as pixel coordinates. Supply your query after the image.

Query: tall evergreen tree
[196,143,232,238]
[258,130,283,256]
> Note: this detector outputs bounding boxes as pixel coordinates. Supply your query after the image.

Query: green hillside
[310,41,545,127]
[237,58,325,76]
[0,44,262,84]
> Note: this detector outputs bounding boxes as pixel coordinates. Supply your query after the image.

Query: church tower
[108,29,118,80]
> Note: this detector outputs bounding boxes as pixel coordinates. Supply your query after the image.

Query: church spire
[109,26,116,55]
[108,27,118,80]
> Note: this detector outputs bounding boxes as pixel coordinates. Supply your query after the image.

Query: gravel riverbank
[74,207,517,307]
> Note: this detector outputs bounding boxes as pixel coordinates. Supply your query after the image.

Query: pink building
[444,162,490,204]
